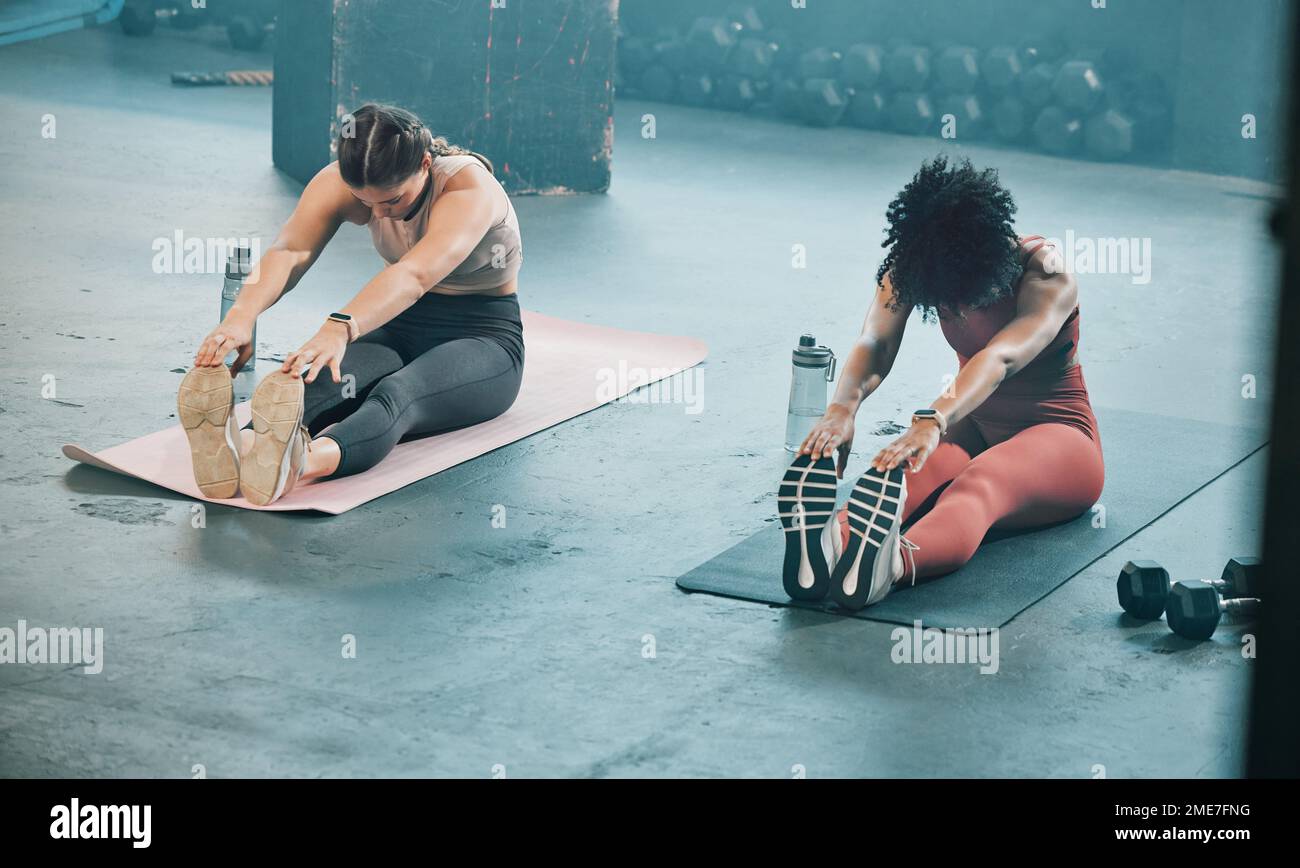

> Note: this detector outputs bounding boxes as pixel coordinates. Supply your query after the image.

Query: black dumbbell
[841,43,884,90]
[936,94,985,140]
[1096,45,1137,80]
[934,45,980,94]
[686,17,741,73]
[1032,105,1083,155]
[990,96,1029,143]
[1167,580,1261,640]
[983,46,1022,93]
[1085,105,1172,162]
[1085,71,1174,162]
[890,92,936,136]
[1117,556,1262,620]
[885,44,931,91]
[846,89,888,129]
[799,46,842,80]
[1053,60,1105,113]
[1085,110,1138,161]
[800,78,849,127]
[1020,62,1058,109]
[715,74,758,111]
[1103,71,1174,155]
[119,0,158,36]
[677,72,715,107]
[764,28,801,75]
[769,72,805,121]
[730,36,776,80]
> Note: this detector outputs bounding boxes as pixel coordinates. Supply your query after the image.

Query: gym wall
[619,0,1286,182]
[273,0,616,194]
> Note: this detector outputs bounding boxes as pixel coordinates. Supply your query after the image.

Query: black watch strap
[327,312,359,342]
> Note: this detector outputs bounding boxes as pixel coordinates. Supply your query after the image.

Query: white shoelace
[900,536,921,587]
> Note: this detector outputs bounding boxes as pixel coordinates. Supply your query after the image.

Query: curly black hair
[876,155,1022,323]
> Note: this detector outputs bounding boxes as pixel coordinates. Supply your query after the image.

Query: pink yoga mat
[63,311,708,514]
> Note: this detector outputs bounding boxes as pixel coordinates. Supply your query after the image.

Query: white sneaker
[829,465,920,610]
[779,453,843,601]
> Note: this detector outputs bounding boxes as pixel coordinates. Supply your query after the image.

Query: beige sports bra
[367,154,522,292]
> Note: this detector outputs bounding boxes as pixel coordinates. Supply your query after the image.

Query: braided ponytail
[338,103,493,188]
[428,133,494,175]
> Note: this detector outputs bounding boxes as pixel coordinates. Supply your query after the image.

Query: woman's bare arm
[925,252,1077,431]
[829,271,913,416]
[226,162,359,324]
[802,273,912,474]
[324,163,503,338]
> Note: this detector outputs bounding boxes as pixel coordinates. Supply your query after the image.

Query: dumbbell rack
[119,0,275,52]
[617,8,1174,165]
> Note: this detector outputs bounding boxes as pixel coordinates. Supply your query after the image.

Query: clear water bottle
[784,334,837,452]
[219,246,256,402]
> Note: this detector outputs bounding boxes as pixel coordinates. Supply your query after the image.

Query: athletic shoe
[778,453,843,601]
[829,465,920,610]
[177,365,241,499]
[240,370,310,506]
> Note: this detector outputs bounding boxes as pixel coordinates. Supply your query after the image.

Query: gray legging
[245,292,524,479]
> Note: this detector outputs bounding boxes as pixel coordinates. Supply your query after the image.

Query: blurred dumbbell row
[616,6,1175,163]
[119,0,274,51]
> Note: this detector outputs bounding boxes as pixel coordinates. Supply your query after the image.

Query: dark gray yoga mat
[676,408,1268,628]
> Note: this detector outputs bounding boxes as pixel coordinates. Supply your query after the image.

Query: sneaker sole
[829,465,905,611]
[177,366,240,499]
[778,453,838,601]
[241,370,304,506]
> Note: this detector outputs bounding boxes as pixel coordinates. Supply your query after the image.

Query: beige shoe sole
[241,370,305,506]
[177,366,241,499]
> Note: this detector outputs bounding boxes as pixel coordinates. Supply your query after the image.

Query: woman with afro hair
[779,155,1103,610]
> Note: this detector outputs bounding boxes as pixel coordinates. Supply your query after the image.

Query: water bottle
[784,334,837,452]
[219,246,256,402]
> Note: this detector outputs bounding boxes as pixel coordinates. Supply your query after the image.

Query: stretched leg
[904,422,1104,581]
[239,327,406,456]
[900,414,987,524]
[318,336,523,479]
[839,414,987,550]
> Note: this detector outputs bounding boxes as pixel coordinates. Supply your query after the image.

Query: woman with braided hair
[179,103,525,505]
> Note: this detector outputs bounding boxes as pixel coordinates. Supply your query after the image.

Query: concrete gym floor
[0,23,1279,778]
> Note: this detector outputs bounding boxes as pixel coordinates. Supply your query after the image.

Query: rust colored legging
[837,367,1105,582]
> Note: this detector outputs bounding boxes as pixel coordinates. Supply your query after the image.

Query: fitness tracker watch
[326,312,360,343]
[911,408,948,436]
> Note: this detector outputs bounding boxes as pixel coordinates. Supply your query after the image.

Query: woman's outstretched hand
[799,404,855,479]
[283,324,349,384]
[872,421,941,473]
[194,316,254,374]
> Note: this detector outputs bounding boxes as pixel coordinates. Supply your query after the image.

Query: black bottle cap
[225,246,252,279]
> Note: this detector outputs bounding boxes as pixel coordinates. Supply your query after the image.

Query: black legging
[245,292,524,479]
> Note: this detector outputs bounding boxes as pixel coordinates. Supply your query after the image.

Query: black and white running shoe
[778,453,843,601]
[829,465,919,611]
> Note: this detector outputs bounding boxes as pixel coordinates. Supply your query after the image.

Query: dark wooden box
[273,0,616,194]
